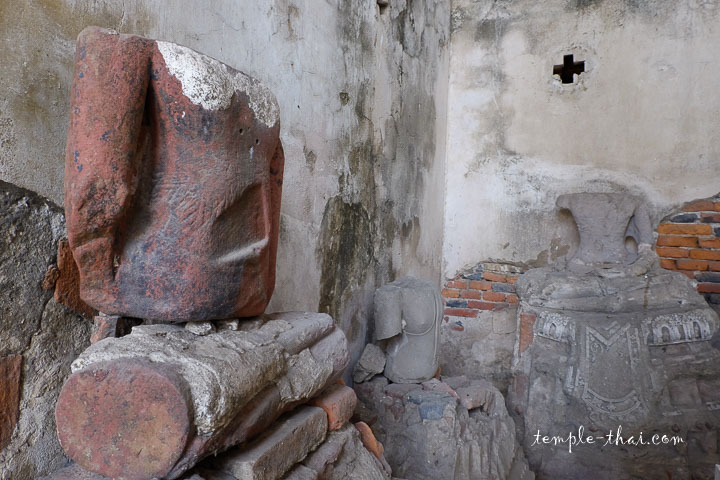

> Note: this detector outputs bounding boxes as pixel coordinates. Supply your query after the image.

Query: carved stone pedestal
[510,193,720,479]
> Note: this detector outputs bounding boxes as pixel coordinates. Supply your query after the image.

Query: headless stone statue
[511,192,720,479]
[373,277,442,384]
[65,27,284,322]
[558,192,654,272]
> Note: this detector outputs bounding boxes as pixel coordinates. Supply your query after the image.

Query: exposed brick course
[657,235,698,247]
[443,262,527,318]
[656,247,689,258]
[656,195,720,305]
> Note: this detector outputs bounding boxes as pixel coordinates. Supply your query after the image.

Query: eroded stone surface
[56,360,192,480]
[511,193,720,479]
[302,424,391,480]
[374,277,442,384]
[54,239,95,318]
[65,26,284,322]
[56,312,347,479]
[355,376,533,480]
[556,193,653,268]
[0,180,93,480]
[0,355,22,451]
[211,406,327,480]
[352,343,386,384]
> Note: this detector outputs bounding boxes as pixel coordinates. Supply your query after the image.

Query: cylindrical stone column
[55,312,347,480]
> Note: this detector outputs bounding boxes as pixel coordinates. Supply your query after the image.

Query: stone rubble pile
[351,277,534,480]
[354,374,533,480]
[44,313,394,480]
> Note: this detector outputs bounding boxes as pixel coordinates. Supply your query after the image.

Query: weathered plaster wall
[1,1,449,477]
[0,0,448,360]
[444,0,720,277]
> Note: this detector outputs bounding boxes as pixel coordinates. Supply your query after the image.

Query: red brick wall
[656,197,720,305]
[442,263,525,328]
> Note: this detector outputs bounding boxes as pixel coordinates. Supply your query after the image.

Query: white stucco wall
[444,0,720,277]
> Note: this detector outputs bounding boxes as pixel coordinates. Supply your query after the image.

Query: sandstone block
[213,406,327,480]
[54,239,95,317]
[65,27,284,322]
[355,378,531,480]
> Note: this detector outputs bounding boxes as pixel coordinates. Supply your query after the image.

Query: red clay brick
[658,224,713,235]
[676,259,709,271]
[709,261,720,272]
[698,283,720,293]
[447,280,467,289]
[492,303,510,311]
[467,301,497,311]
[701,213,720,223]
[506,275,520,284]
[660,258,677,270]
[690,249,720,261]
[699,238,720,249]
[441,288,461,298]
[355,422,384,461]
[468,280,492,291]
[445,308,477,317]
[682,200,715,212]
[310,385,357,431]
[460,289,484,300]
[715,202,720,212]
[680,271,696,279]
[656,247,689,258]
[656,235,698,247]
[506,293,519,304]
[482,272,507,283]
[519,313,536,354]
[483,291,506,302]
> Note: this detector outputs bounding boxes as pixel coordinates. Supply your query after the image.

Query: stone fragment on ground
[185,320,217,336]
[301,424,391,480]
[355,375,533,480]
[353,343,386,383]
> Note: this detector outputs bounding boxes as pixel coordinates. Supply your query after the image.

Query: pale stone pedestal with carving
[509,193,720,479]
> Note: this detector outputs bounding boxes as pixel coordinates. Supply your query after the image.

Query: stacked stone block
[656,196,720,306]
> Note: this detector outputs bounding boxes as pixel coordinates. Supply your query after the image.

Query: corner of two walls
[439,0,720,389]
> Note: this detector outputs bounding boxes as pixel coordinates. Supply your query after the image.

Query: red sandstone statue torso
[65,27,284,322]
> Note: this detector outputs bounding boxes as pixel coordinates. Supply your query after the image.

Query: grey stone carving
[511,192,720,479]
[373,277,443,384]
[557,192,653,270]
[355,375,534,480]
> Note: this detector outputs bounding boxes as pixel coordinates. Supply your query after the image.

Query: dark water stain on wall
[318,197,374,325]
